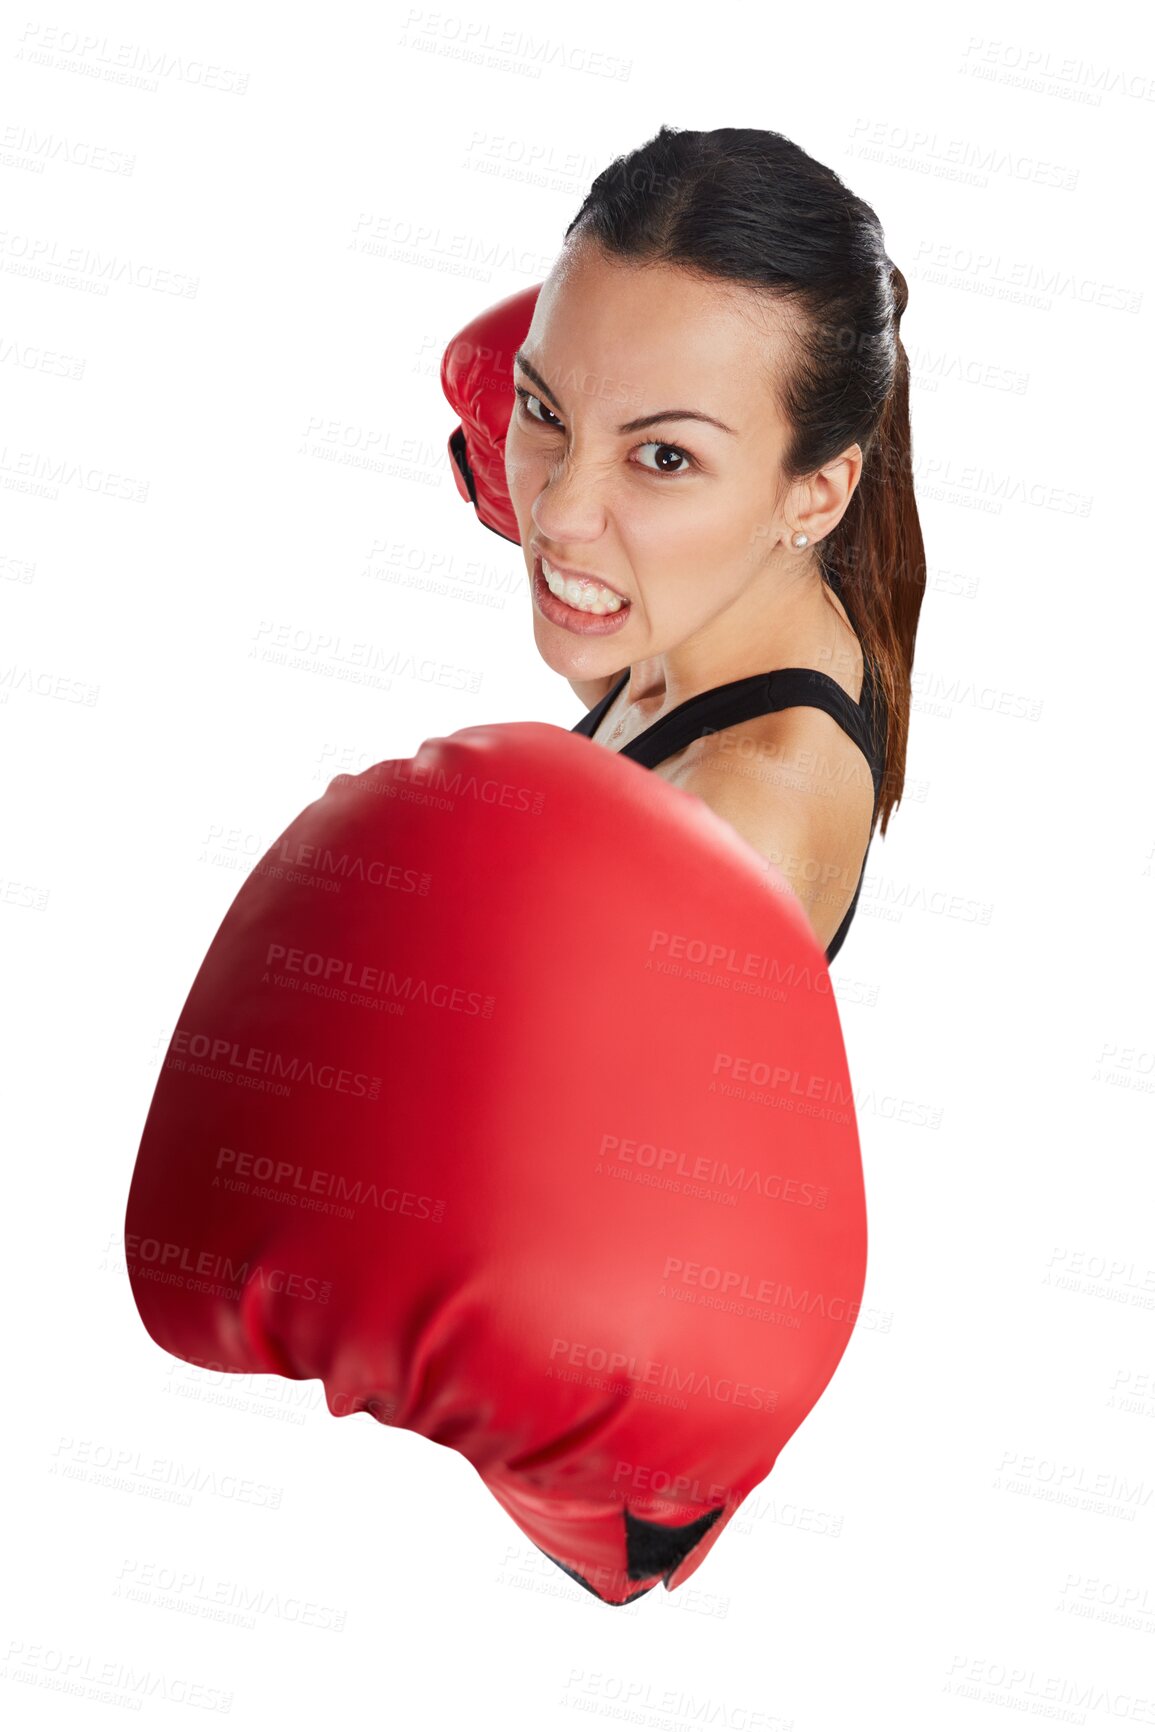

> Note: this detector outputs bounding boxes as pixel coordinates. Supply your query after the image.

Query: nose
[528,451,610,547]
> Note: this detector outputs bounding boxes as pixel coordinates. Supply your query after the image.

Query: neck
[624,558,843,716]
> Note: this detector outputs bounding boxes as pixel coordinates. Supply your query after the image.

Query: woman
[503,124,925,963]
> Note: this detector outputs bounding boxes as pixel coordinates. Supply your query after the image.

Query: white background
[3,1,1153,1727]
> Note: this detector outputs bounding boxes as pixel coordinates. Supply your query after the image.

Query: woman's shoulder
[665,698,876,821]
[661,688,876,951]
[661,616,873,800]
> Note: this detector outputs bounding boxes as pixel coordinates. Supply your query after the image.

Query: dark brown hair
[564,124,925,837]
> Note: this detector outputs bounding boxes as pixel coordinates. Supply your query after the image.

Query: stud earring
[792,532,809,549]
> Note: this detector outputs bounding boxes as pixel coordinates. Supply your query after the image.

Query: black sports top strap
[571,660,886,965]
[573,665,878,787]
[572,673,628,744]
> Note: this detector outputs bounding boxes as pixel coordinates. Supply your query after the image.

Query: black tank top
[571,654,885,964]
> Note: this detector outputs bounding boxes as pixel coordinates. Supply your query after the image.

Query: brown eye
[514,386,563,429]
[634,441,695,477]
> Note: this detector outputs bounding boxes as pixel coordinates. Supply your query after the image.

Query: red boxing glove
[124,723,867,1605]
[440,284,541,545]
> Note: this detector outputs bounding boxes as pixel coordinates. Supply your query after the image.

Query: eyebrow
[514,349,738,436]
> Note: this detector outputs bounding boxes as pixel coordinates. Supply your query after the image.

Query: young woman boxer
[497,125,925,962]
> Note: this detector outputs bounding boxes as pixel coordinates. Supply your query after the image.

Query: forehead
[523,244,789,427]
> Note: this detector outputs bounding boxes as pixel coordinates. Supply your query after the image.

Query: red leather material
[440,284,541,545]
[124,722,867,1604]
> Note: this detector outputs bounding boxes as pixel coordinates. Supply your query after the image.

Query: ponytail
[828,263,925,837]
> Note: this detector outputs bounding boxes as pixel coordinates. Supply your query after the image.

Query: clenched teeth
[542,557,628,615]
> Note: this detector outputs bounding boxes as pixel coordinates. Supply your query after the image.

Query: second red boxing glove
[440,283,541,545]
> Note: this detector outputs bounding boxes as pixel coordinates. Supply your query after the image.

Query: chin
[526,620,608,688]
[529,618,574,676]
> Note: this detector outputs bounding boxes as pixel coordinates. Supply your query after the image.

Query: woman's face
[504,240,804,683]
